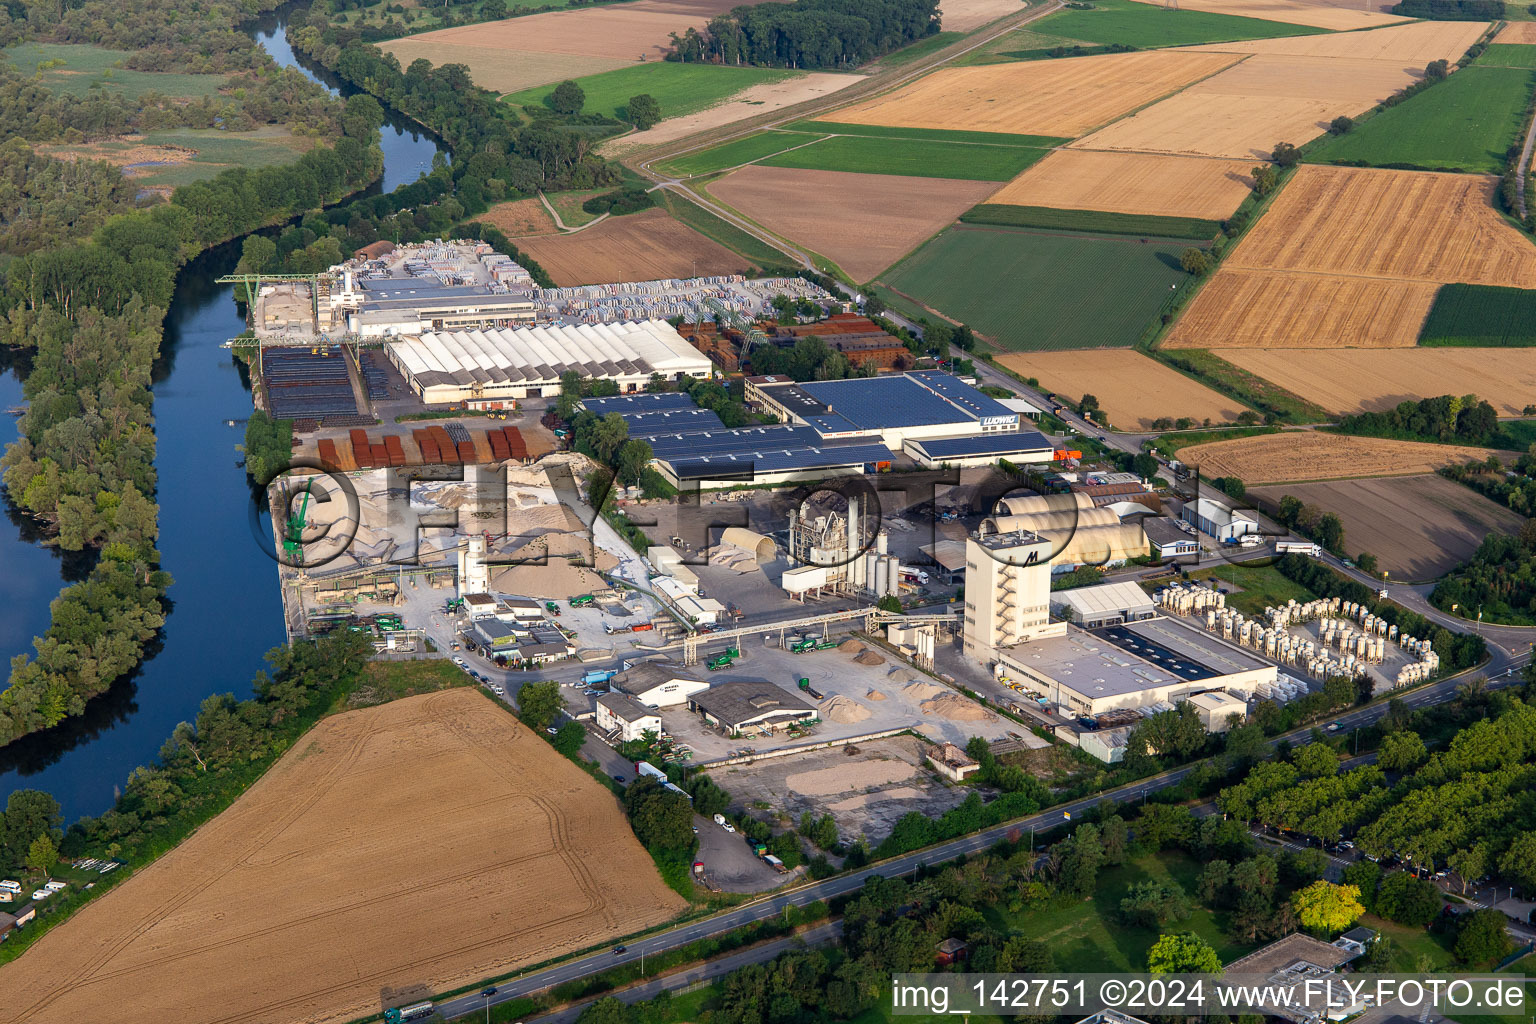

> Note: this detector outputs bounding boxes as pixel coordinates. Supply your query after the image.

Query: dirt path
[1518,105,1536,220]
[539,191,611,233]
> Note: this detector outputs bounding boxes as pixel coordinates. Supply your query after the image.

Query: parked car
[613,945,627,955]
[546,726,558,735]
[453,657,466,667]
[613,775,626,783]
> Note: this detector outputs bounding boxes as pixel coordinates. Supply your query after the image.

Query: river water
[0,11,448,820]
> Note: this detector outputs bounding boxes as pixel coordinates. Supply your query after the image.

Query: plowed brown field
[986,150,1254,219]
[1499,21,1536,43]
[1125,0,1407,28]
[1224,349,1536,417]
[708,165,997,281]
[1072,54,1415,159]
[1163,271,1438,348]
[383,0,750,92]
[0,689,686,1024]
[825,50,1240,137]
[515,207,746,284]
[1251,474,1523,579]
[1181,18,1487,62]
[996,350,1248,428]
[1179,431,1502,483]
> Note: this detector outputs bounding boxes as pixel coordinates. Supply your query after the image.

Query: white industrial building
[1050,581,1156,628]
[962,528,1067,658]
[1187,690,1248,732]
[385,319,713,405]
[1184,496,1258,543]
[983,492,1149,572]
[616,663,710,708]
[596,692,662,742]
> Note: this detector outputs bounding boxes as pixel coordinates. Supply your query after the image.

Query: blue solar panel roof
[792,372,1018,431]
[909,431,1054,460]
[622,408,725,437]
[666,442,896,480]
[646,425,826,460]
[581,392,699,415]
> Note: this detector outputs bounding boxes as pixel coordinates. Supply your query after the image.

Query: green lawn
[4,42,229,101]
[1476,42,1536,68]
[987,853,1258,971]
[1363,913,1458,970]
[1187,562,1317,616]
[132,127,313,187]
[1419,283,1536,346]
[655,189,790,270]
[872,31,966,67]
[761,134,1051,180]
[1306,66,1535,173]
[504,63,794,123]
[962,203,1223,239]
[658,129,822,177]
[878,224,1192,351]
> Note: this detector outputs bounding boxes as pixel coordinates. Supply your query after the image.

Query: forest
[1333,394,1506,448]
[665,0,941,68]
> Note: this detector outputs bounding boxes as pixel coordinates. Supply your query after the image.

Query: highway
[427,648,1527,1023]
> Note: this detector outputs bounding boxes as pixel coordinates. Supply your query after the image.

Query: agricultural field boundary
[960,203,1222,239]
[1417,282,1536,346]
[1152,349,1333,424]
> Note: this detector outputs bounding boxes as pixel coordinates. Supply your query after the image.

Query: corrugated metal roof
[907,430,1053,460]
[789,371,1019,430]
[666,442,895,480]
[646,425,825,459]
[581,392,698,415]
[621,408,725,437]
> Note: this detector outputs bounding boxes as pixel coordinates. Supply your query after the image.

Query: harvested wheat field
[987,150,1254,219]
[941,0,1026,30]
[1499,21,1536,43]
[478,197,558,236]
[996,350,1247,428]
[1163,271,1439,348]
[514,208,744,285]
[1126,0,1407,28]
[1073,54,1416,159]
[1179,431,1503,484]
[709,165,997,281]
[827,50,1240,137]
[604,72,860,153]
[1182,18,1487,62]
[1253,474,1522,579]
[1229,166,1536,282]
[0,689,685,1024]
[1228,349,1536,417]
[383,0,747,92]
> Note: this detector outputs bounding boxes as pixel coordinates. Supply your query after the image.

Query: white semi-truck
[1275,541,1322,557]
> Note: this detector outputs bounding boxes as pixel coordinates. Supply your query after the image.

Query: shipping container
[458,440,476,462]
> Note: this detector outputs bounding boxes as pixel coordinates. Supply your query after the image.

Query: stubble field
[1499,21,1536,43]
[1217,349,1536,417]
[707,165,998,281]
[1164,166,1536,348]
[940,0,1026,31]
[1179,18,1487,62]
[1071,53,1417,159]
[0,688,686,1024]
[996,350,1249,427]
[1124,0,1407,29]
[514,207,746,284]
[1251,474,1523,579]
[824,50,1241,137]
[1178,431,1504,483]
[985,149,1255,219]
[478,197,558,236]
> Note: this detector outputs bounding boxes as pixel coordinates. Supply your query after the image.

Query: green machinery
[569,594,595,607]
[706,645,741,671]
[445,598,464,613]
[282,487,310,559]
[815,637,839,650]
[790,637,817,653]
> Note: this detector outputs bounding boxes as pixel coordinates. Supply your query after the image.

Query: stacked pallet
[350,428,373,469]
[317,438,341,467]
[383,435,406,467]
[486,429,511,461]
[433,426,460,465]
[503,426,528,463]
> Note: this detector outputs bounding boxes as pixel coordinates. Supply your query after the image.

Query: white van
[44,881,67,892]
[0,879,21,892]
[713,813,726,826]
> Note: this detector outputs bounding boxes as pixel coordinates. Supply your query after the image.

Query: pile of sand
[788,759,916,796]
[490,562,606,601]
[902,679,946,700]
[921,692,998,722]
[867,689,887,701]
[709,544,760,573]
[838,639,863,652]
[853,651,885,666]
[821,695,871,724]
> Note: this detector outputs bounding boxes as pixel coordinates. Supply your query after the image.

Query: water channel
[0,8,449,820]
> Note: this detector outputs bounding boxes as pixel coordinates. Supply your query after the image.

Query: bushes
[581,186,655,217]
[242,410,294,486]
[1389,0,1502,17]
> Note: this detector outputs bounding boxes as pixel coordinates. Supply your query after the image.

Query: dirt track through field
[997,350,1247,427]
[1252,474,1523,578]
[1222,349,1536,417]
[1165,166,1536,348]
[0,689,685,1024]
[824,50,1241,136]
[986,150,1254,219]
[1124,0,1408,29]
[513,207,746,284]
[1179,431,1505,483]
[1072,53,1416,159]
[603,72,861,154]
[708,164,997,281]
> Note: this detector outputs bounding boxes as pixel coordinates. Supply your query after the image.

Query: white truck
[898,565,930,585]
[1275,540,1322,557]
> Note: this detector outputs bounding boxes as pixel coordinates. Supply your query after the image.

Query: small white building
[500,597,544,622]
[1049,581,1156,628]
[462,593,500,620]
[595,692,662,743]
[1187,690,1248,732]
[617,663,710,708]
[1184,497,1258,543]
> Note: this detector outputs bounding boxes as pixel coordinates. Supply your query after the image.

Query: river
[0,10,449,820]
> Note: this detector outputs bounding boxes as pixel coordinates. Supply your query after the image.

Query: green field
[962,203,1223,239]
[873,30,965,66]
[1187,562,1317,616]
[879,224,1192,351]
[655,189,790,270]
[504,63,793,122]
[1419,283,1536,346]
[964,0,1319,62]
[3,42,229,101]
[131,127,313,187]
[660,122,1063,179]
[761,134,1050,180]
[1476,42,1536,68]
[1154,350,1331,425]
[1306,66,1535,173]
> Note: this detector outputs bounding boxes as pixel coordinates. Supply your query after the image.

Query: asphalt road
[427,651,1527,1023]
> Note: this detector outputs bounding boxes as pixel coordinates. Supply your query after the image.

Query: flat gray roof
[1002,628,1181,698]
[598,692,658,722]
[1117,616,1271,675]
[690,681,817,727]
